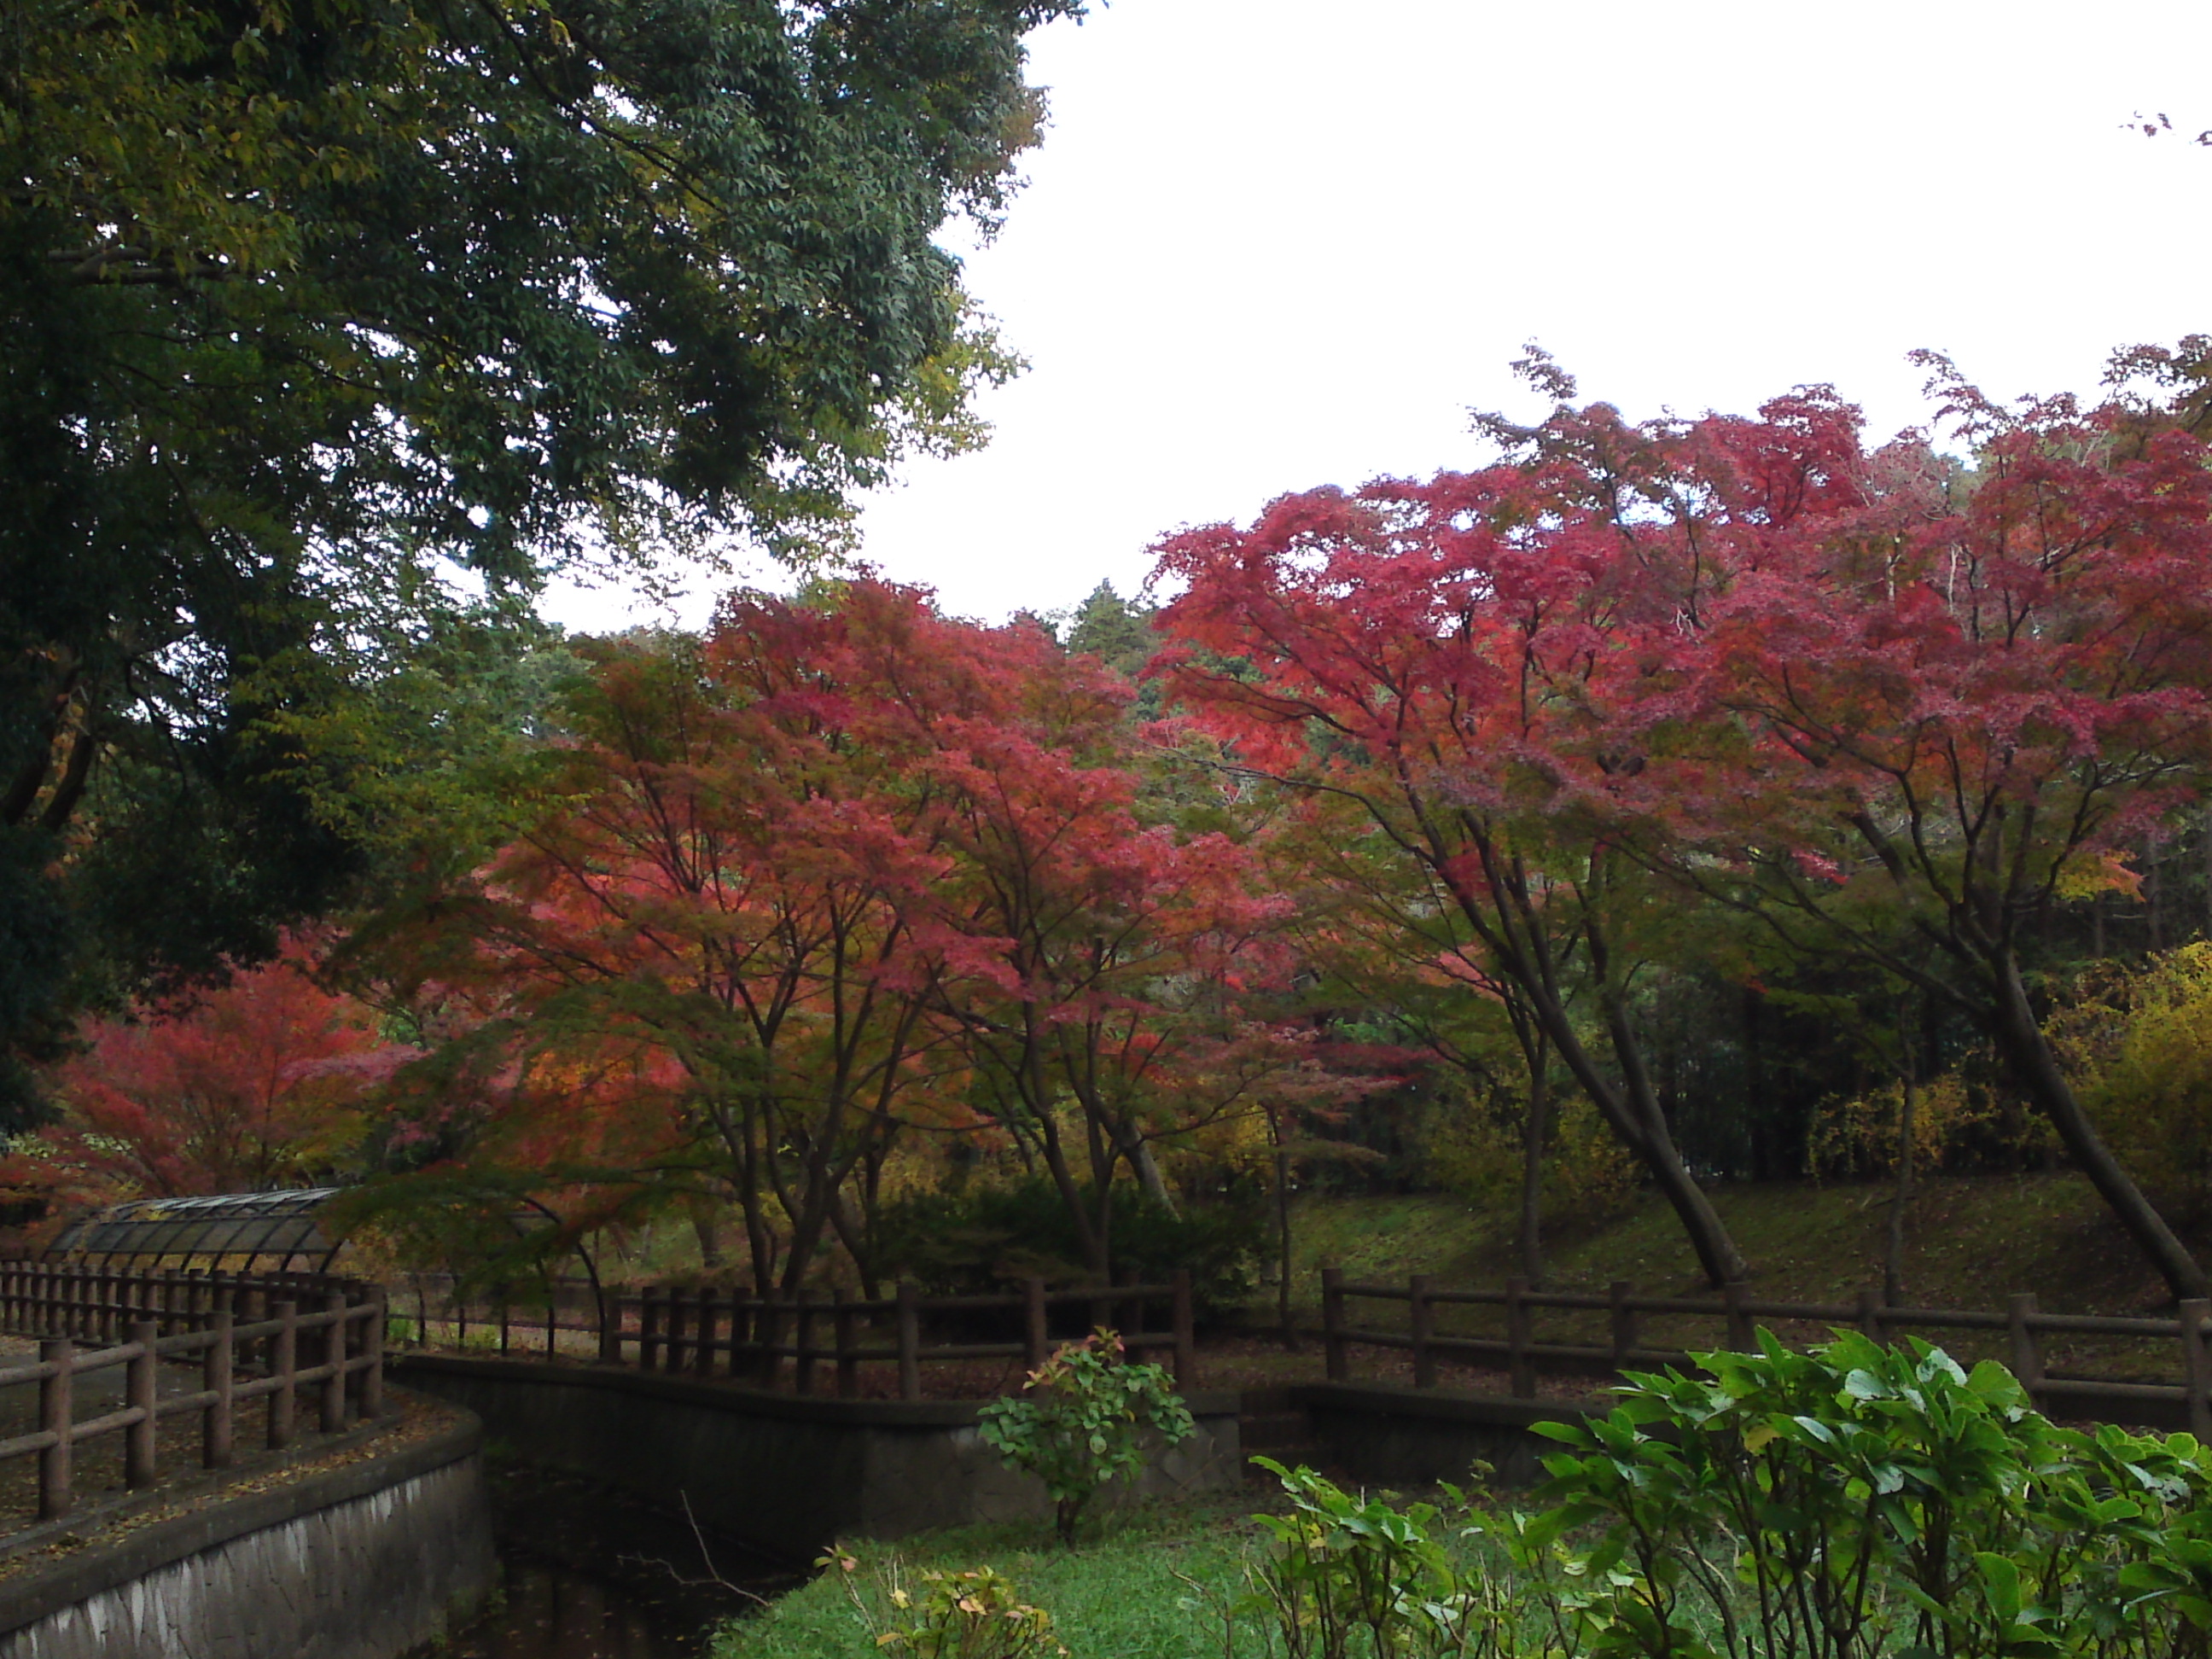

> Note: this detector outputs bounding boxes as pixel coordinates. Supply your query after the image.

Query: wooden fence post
[2008,1293,2045,1411]
[1171,1270,1196,1390]
[269,1300,298,1451]
[321,1290,348,1433]
[663,1286,690,1375]
[597,1284,620,1365]
[1505,1275,1534,1399]
[638,1287,663,1371]
[125,1319,158,1487]
[1608,1281,1636,1370]
[1723,1279,1751,1351]
[795,1300,817,1396]
[1858,1286,1888,1345]
[360,1295,385,1421]
[835,1291,859,1400]
[1322,1267,1348,1382]
[756,1291,785,1388]
[2180,1299,2212,1442]
[689,1289,715,1381]
[38,1337,72,1521]
[895,1279,922,1401]
[1410,1274,1436,1388]
[205,1310,235,1468]
[1023,1277,1049,1372]
[729,1288,752,1380]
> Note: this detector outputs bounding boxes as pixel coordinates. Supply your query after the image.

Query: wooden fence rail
[1318,1268,2212,1435]
[0,1262,386,1522]
[394,1270,1197,1399]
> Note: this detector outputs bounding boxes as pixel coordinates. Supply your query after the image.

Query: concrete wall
[1289,1382,1596,1488]
[0,1414,494,1659]
[396,1354,1241,1560]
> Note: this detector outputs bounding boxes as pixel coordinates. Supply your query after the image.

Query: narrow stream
[427,1464,800,1659]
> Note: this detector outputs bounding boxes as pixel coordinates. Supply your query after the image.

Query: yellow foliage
[1422,1088,1640,1226]
[1806,1067,2055,1179]
[2061,942,2212,1219]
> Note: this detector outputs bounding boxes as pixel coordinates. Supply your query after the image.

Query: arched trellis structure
[46,1188,347,1273]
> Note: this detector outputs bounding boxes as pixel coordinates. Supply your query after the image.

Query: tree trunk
[1130,1137,1177,1215]
[1270,1109,1299,1352]
[686,1199,724,1271]
[1884,1016,1916,1306]
[1533,990,1748,1285]
[1518,1032,1551,1287]
[1992,955,2207,1300]
[1444,836,1749,1284]
[1595,975,1749,1285]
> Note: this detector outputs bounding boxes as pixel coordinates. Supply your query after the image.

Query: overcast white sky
[544,0,2212,634]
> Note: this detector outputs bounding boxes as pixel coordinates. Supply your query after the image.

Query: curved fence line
[0,1262,387,1524]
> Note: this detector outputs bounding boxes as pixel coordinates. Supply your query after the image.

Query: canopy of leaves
[0,0,1080,1106]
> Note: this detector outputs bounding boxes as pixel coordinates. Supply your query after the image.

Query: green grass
[1250,1173,2208,1386]
[1283,1171,2178,1316]
[712,1493,1262,1659]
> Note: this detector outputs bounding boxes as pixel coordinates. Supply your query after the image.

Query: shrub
[1247,1331,2212,1659]
[871,1178,1263,1317]
[1511,1330,2212,1659]
[1245,1458,1500,1659]
[2057,942,2212,1220]
[975,1329,1195,1546]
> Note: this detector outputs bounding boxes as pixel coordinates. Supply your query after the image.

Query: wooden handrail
[0,1263,387,1524]
[399,1269,1201,1400]
[1318,1267,2212,1435]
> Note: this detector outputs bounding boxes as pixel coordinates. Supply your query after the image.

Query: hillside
[1279,1173,2190,1316]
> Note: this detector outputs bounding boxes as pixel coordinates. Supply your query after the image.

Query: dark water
[428,1464,800,1659]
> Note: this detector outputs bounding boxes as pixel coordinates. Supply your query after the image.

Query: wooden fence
[394,1271,1197,1399]
[0,1261,387,1522]
[1319,1269,2212,1436]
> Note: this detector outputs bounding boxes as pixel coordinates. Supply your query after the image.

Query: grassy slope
[713,1496,1258,1659]
[1284,1172,2186,1316]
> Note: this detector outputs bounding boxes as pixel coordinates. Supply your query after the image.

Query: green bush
[870,1178,1262,1317]
[1237,1332,2212,1659]
[1505,1330,2212,1659]
[976,1330,1196,1547]
[1245,1458,1502,1659]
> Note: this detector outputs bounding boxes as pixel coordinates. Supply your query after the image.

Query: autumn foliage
[31,359,2212,1309]
[358,581,1321,1294]
[1154,362,2212,1293]
[11,938,405,1212]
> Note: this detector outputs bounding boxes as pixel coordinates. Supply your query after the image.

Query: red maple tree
[1155,361,2212,1296]
[17,937,404,1209]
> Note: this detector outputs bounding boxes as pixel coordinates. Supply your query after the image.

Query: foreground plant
[1244,1458,1523,1659]
[977,1329,1196,1546]
[824,1554,1067,1659]
[1516,1330,2212,1659]
[1243,1331,2212,1659]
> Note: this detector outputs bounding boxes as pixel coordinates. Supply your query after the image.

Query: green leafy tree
[0,0,1081,1107]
